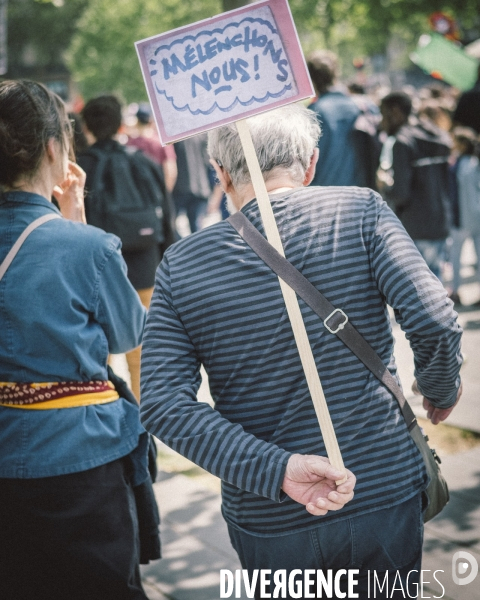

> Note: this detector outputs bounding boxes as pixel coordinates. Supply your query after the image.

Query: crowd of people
[63,51,480,315]
[72,50,479,310]
[0,43,478,600]
[306,50,480,305]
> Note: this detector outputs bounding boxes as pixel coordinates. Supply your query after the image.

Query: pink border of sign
[135,0,314,146]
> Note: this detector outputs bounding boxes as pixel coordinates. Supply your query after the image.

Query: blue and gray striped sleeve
[370,196,462,408]
[140,256,291,501]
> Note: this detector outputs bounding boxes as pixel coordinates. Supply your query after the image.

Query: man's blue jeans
[227,493,423,599]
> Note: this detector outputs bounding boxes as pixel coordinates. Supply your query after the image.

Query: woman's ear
[303,148,319,186]
[46,138,58,164]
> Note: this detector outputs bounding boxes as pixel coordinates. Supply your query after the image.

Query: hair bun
[0,80,69,188]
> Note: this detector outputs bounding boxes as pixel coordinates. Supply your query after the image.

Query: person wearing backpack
[377,92,452,280]
[78,95,176,400]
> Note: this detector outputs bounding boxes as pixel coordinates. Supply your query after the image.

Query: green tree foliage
[67,0,221,103]
[7,0,88,76]
[289,0,479,58]
[222,0,250,10]
[64,0,479,102]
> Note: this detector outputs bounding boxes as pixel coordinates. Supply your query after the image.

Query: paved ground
[141,470,243,600]
[141,445,480,600]
[130,237,480,600]
[394,303,480,434]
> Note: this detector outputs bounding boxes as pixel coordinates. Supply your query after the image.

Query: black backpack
[80,141,169,252]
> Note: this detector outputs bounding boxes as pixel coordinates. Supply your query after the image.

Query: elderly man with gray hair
[140,103,462,598]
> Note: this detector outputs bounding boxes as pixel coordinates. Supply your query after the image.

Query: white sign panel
[136,0,314,145]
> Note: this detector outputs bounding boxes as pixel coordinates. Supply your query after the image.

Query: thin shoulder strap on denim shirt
[0,213,61,282]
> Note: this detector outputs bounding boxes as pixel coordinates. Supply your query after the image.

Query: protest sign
[135,0,314,145]
[136,0,345,478]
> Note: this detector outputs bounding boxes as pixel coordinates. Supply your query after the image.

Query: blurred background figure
[172,133,214,234]
[307,50,361,187]
[347,82,382,189]
[78,95,175,400]
[448,126,480,305]
[453,64,480,133]
[377,92,452,280]
[127,102,178,193]
[348,82,380,116]
[418,99,453,132]
[68,111,89,156]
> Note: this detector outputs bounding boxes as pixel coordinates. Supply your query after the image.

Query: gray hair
[207,103,321,188]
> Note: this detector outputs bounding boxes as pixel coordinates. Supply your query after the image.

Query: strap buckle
[431,448,442,464]
[323,308,349,334]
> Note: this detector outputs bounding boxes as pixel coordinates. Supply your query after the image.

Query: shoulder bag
[228,210,449,522]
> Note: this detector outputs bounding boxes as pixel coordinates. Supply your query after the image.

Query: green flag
[410,33,478,91]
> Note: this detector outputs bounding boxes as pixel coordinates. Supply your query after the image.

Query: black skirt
[0,457,149,600]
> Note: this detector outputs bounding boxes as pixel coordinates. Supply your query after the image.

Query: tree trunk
[0,0,7,75]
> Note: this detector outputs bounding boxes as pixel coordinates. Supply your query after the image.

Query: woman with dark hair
[0,80,149,600]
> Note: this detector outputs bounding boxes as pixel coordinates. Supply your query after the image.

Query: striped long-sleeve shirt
[140,186,462,535]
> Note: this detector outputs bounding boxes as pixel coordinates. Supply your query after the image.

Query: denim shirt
[0,191,147,478]
[309,90,360,187]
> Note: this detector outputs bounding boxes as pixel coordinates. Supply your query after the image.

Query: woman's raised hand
[53,161,87,223]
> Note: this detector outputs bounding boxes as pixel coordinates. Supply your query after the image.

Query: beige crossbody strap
[235,119,346,482]
[0,214,61,282]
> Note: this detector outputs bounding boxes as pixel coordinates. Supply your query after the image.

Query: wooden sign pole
[236,118,346,484]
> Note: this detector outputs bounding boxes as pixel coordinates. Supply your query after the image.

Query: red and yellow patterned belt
[0,381,119,410]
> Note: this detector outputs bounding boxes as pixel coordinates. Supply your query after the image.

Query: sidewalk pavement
[141,468,244,600]
[142,445,480,600]
[394,304,480,434]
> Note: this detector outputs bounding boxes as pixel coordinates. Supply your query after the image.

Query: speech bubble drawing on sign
[150,12,296,116]
[136,0,314,145]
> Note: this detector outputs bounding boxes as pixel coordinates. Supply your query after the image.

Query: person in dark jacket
[453,63,480,134]
[78,95,176,400]
[378,92,452,279]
